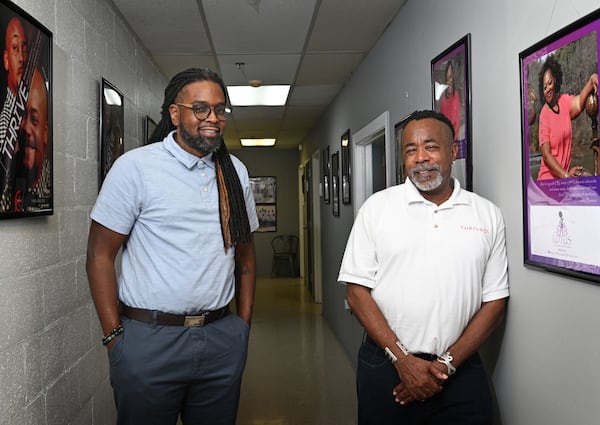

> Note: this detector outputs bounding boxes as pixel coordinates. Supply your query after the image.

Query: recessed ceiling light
[228,85,290,106]
[240,138,276,147]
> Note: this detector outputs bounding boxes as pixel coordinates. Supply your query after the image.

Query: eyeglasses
[175,103,232,121]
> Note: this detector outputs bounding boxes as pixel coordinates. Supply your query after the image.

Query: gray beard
[408,164,443,192]
[180,125,222,154]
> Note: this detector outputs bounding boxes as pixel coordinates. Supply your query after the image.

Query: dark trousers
[109,313,250,425]
[357,337,493,425]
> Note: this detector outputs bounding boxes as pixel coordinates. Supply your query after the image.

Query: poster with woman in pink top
[431,34,472,191]
[520,8,600,283]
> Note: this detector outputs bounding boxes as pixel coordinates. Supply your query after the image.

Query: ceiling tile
[218,54,301,85]
[288,84,342,105]
[203,0,317,54]
[153,55,218,80]
[295,53,365,85]
[306,0,406,52]
[113,0,210,54]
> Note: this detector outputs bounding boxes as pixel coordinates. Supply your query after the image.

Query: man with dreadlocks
[86,68,259,425]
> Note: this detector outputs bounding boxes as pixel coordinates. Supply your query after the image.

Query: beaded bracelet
[102,324,124,346]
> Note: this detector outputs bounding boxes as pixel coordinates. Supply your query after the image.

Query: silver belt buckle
[184,314,206,327]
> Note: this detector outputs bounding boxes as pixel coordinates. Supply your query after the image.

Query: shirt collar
[405,177,470,207]
[163,131,215,169]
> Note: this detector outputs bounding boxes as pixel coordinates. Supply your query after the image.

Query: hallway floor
[236,277,357,425]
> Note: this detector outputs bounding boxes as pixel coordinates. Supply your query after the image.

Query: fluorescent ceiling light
[240,138,276,147]
[228,85,290,106]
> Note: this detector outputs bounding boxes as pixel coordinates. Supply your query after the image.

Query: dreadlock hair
[149,68,252,251]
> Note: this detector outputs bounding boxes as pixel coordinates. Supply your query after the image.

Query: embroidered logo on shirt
[459,225,490,234]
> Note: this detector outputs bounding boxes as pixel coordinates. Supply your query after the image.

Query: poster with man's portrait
[431,34,472,191]
[0,0,52,219]
[519,9,600,283]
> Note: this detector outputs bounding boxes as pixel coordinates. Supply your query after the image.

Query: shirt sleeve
[481,204,510,302]
[337,201,379,288]
[91,154,143,235]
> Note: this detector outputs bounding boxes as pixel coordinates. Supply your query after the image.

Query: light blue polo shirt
[91,131,259,314]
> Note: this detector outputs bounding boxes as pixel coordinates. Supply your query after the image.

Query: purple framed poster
[519,8,600,283]
[431,34,472,191]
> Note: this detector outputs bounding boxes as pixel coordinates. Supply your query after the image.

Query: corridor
[236,277,357,425]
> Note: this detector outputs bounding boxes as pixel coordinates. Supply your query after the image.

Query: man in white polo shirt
[338,109,509,425]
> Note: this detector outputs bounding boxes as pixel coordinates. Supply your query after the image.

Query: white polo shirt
[338,178,509,355]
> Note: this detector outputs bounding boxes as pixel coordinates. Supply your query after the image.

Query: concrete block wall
[0,0,167,424]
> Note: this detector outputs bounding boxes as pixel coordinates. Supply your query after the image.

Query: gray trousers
[109,312,250,425]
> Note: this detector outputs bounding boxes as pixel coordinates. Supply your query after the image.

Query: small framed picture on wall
[144,115,157,145]
[322,146,330,204]
[331,151,340,217]
[341,129,351,204]
[99,78,124,189]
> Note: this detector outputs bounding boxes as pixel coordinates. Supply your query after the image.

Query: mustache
[410,164,440,176]
[198,124,221,132]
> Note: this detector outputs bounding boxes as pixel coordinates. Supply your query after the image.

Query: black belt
[365,335,438,361]
[120,303,230,327]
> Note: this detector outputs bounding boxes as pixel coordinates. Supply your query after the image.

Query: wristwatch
[436,351,456,375]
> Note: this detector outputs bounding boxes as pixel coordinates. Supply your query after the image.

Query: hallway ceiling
[112,0,406,150]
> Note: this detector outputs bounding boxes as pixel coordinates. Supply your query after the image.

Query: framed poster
[431,34,472,191]
[144,115,157,145]
[255,204,276,233]
[341,129,351,204]
[250,176,277,232]
[99,78,124,189]
[322,146,330,204]
[0,0,53,218]
[331,151,340,217]
[249,176,276,204]
[394,115,411,185]
[519,8,600,283]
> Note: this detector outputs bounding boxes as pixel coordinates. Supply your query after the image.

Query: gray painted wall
[0,0,166,423]
[234,148,300,277]
[301,1,600,424]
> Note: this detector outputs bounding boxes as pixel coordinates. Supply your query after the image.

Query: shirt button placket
[198,162,208,200]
